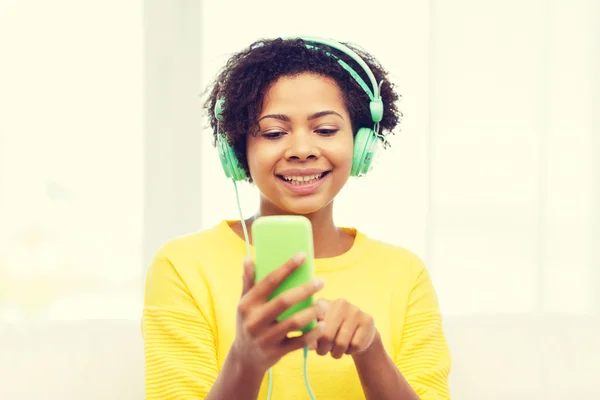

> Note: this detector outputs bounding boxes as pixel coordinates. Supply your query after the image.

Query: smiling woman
[142,37,450,400]
[247,73,354,216]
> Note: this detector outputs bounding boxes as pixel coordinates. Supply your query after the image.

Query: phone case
[252,215,316,332]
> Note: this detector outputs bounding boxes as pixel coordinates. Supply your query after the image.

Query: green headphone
[214,36,385,181]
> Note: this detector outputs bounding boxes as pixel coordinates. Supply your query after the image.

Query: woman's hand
[314,299,377,359]
[231,253,327,374]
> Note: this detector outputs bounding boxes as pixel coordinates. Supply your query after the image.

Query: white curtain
[1,1,598,399]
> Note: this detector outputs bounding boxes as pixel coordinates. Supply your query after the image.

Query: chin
[282,205,324,216]
[256,172,345,216]
[277,197,333,216]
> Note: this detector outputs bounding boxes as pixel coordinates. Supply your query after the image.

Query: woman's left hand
[313,299,377,359]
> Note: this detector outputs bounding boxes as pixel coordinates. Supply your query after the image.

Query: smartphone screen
[252,215,316,332]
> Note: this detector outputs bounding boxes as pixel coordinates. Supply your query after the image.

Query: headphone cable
[232,180,315,400]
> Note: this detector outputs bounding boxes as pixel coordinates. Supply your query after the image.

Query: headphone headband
[289,36,384,124]
[292,37,379,98]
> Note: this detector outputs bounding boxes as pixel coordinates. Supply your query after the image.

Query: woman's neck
[240,200,354,259]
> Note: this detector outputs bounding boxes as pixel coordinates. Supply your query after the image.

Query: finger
[347,324,376,355]
[279,321,326,356]
[260,278,324,324]
[249,252,306,301]
[346,324,366,355]
[241,257,255,297]
[331,318,358,359]
[261,300,327,344]
[316,303,344,356]
[316,299,329,321]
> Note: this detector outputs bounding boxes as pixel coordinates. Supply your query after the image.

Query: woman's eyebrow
[258,110,343,122]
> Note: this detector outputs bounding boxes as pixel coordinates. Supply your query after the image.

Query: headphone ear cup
[217,136,247,181]
[214,98,247,181]
[351,128,379,177]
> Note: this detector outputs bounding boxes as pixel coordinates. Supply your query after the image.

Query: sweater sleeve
[394,255,452,400]
[142,251,219,399]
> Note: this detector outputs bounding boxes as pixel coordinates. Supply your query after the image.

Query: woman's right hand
[230,252,326,374]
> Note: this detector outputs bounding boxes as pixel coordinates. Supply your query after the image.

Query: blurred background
[0,0,598,399]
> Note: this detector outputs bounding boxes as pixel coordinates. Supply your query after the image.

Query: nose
[284,133,321,161]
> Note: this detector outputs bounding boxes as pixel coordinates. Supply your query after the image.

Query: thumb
[241,256,255,297]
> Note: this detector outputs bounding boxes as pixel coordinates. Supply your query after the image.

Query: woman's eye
[262,131,285,139]
[316,129,339,136]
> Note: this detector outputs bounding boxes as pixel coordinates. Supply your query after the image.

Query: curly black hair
[203,37,402,178]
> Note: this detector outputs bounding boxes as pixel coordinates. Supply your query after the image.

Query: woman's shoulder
[152,220,243,265]
[146,220,246,299]
[353,230,433,294]
[358,231,427,272]
[143,221,242,322]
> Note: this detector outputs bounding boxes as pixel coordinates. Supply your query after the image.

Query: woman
[143,37,451,399]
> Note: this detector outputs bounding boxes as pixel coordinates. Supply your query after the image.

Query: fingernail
[318,299,328,312]
[293,252,306,263]
[317,321,326,332]
[317,303,327,317]
[313,279,324,289]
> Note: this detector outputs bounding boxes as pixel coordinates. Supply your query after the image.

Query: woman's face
[246,72,354,216]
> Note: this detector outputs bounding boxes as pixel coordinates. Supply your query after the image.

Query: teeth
[284,174,320,181]
[281,173,324,185]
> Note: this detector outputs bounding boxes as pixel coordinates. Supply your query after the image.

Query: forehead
[260,73,345,113]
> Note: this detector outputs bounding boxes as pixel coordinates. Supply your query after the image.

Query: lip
[277,171,330,195]
[276,168,329,177]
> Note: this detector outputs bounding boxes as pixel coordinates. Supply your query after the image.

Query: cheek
[246,143,277,181]
[331,138,355,172]
[246,139,259,170]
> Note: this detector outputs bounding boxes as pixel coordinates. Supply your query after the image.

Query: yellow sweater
[143,220,451,399]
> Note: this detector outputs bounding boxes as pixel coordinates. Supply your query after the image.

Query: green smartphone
[252,215,316,333]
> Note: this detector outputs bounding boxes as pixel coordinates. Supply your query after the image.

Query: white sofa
[1,314,599,399]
